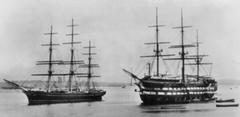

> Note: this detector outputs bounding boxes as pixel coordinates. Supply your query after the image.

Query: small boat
[216,103,239,107]
[216,99,235,103]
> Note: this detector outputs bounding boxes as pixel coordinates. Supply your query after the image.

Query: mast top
[64,19,81,46]
[78,41,100,79]
[33,25,59,92]
[67,19,79,27]
[148,8,165,28]
[141,8,173,77]
[44,25,58,35]
[172,9,192,29]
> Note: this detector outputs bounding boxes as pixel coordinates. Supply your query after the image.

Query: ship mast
[172,9,192,83]
[81,41,100,90]
[196,30,200,81]
[64,19,81,92]
[33,22,86,92]
[141,8,172,77]
[46,26,57,92]
[155,8,160,76]
[87,41,92,90]
[180,10,186,83]
[32,26,59,92]
[183,30,213,80]
[194,30,212,80]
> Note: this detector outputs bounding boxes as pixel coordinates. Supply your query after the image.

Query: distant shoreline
[0,80,132,89]
[1,79,240,89]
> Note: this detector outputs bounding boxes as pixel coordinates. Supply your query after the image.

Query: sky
[0,0,240,83]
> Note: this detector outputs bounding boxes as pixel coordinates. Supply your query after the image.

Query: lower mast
[64,19,81,92]
[45,26,58,92]
[87,41,92,90]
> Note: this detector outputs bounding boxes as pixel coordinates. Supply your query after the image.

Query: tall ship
[123,9,217,104]
[4,19,106,105]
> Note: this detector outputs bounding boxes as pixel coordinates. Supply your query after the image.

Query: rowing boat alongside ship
[216,99,235,103]
[4,19,106,105]
[123,9,217,104]
[216,104,239,107]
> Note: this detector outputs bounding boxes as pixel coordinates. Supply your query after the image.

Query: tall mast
[181,30,212,80]
[180,10,185,83]
[196,30,200,81]
[66,19,79,92]
[170,9,192,83]
[153,8,170,76]
[45,26,58,92]
[47,26,53,92]
[82,41,99,90]
[155,8,160,76]
[33,23,85,92]
[32,26,58,92]
[69,19,74,92]
[141,8,172,77]
[87,41,92,90]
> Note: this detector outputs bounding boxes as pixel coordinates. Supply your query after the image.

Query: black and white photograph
[0,0,240,117]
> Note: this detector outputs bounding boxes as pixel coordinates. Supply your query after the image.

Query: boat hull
[23,90,106,105]
[216,99,235,103]
[140,93,215,104]
[138,79,217,105]
[216,104,239,107]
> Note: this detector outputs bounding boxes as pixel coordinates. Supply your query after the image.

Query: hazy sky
[0,0,240,82]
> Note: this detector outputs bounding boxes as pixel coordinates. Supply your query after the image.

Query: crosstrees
[32,20,95,93]
[185,30,212,81]
[79,41,100,90]
[63,19,82,92]
[171,9,192,83]
[6,18,106,104]
[33,25,59,92]
[144,42,170,45]
[123,8,217,105]
[141,8,172,77]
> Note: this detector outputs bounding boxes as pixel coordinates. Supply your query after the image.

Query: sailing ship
[4,19,106,105]
[123,9,217,104]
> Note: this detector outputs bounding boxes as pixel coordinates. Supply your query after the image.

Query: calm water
[1,85,240,117]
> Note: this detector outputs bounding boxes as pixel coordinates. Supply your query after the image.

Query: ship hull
[138,79,217,105]
[23,90,106,105]
[140,93,215,104]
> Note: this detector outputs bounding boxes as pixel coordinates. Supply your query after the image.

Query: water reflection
[142,108,214,113]
[139,103,215,113]
[1,86,240,117]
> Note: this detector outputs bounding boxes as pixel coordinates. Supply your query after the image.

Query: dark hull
[216,104,239,107]
[140,93,215,105]
[137,78,217,105]
[216,99,235,103]
[23,90,106,105]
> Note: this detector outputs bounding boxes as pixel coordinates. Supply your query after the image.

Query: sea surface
[1,85,240,117]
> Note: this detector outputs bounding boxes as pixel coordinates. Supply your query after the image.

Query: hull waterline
[140,93,215,105]
[23,90,106,105]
